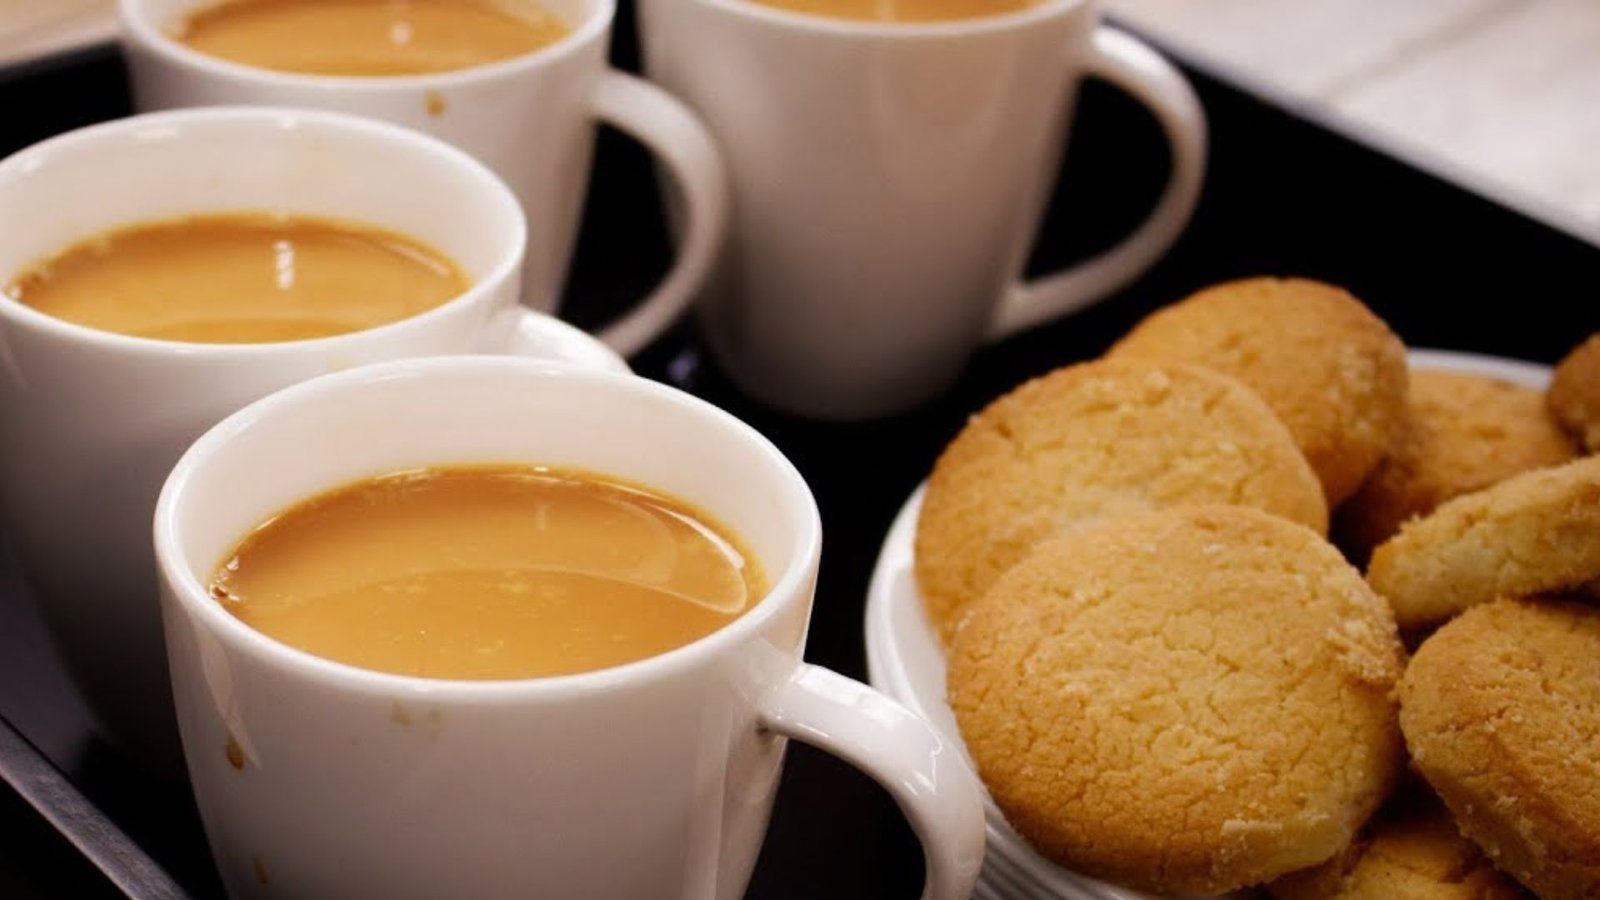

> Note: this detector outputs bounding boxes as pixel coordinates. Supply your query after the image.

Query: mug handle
[759,664,987,900]
[988,26,1207,339]
[587,71,730,358]
[503,307,635,374]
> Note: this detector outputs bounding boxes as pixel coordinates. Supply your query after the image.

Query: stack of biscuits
[913,276,1600,899]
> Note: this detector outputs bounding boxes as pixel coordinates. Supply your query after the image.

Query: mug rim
[154,355,824,700]
[0,105,527,360]
[117,0,613,91]
[688,0,1088,39]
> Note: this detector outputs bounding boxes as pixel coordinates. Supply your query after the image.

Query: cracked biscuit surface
[1365,454,1600,632]
[914,357,1326,644]
[1335,369,1577,563]
[947,505,1404,895]
[1107,276,1408,507]
[1399,597,1600,900]
[1549,332,1600,453]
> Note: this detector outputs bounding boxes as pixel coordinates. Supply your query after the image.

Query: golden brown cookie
[1335,369,1578,563]
[1549,333,1600,453]
[1399,597,1600,900]
[948,505,1404,895]
[1366,454,1600,632]
[913,358,1327,643]
[1108,277,1409,507]
[1266,778,1531,900]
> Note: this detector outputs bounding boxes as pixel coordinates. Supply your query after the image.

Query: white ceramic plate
[863,348,1553,900]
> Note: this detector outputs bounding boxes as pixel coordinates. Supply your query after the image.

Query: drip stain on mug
[389,702,445,732]
[171,0,571,76]
[746,0,1039,23]
[210,465,770,679]
[4,212,469,344]
[224,735,245,770]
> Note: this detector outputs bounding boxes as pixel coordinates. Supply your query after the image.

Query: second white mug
[640,0,1207,418]
[120,0,728,357]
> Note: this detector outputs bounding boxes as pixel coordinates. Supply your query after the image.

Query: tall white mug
[639,0,1207,418]
[154,356,986,900]
[120,0,728,357]
[0,108,628,774]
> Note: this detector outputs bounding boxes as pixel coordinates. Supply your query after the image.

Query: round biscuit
[1549,333,1600,453]
[1366,454,1600,632]
[1266,779,1531,900]
[948,505,1404,895]
[1335,369,1578,563]
[1108,276,1409,506]
[914,357,1327,643]
[1399,597,1600,900]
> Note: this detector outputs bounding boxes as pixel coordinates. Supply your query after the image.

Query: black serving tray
[2,7,1598,899]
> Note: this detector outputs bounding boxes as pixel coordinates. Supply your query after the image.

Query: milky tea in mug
[169,0,571,76]
[4,213,469,343]
[209,464,769,678]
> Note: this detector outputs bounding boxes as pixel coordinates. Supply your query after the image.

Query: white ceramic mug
[119,0,728,358]
[0,107,628,774]
[153,355,986,900]
[639,0,1207,418]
